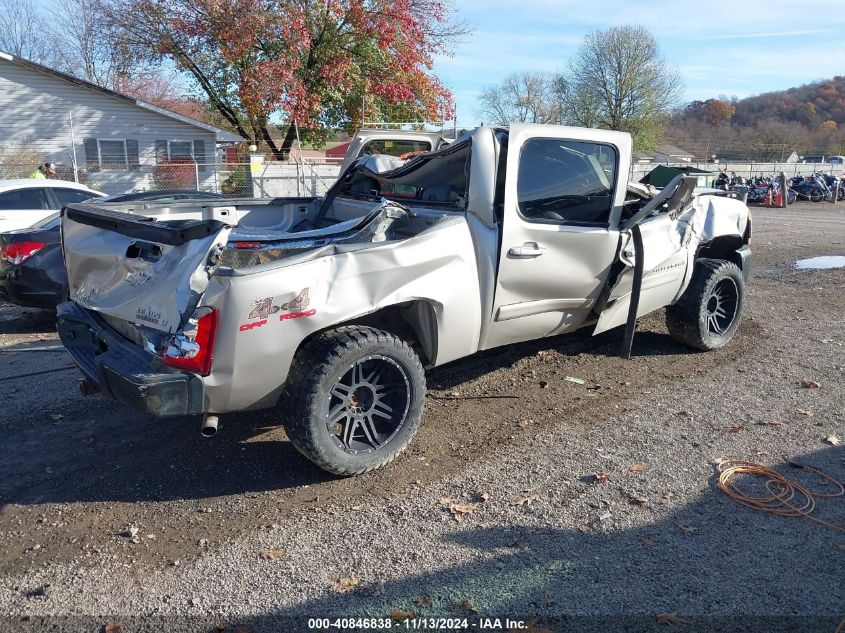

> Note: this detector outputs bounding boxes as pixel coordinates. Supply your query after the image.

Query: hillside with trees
[667,77,845,161]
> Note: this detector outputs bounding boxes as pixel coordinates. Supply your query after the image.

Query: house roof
[653,143,695,159]
[0,50,243,143]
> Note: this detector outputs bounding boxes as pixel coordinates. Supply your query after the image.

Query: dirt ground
[0,202,842,631]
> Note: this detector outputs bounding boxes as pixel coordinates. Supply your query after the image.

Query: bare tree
[477,72,558,126]
[0,0,59,64]
[558,25,683,148]
[51,0,141,87]
[0,0,142,88]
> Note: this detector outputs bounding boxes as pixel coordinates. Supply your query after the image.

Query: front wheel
[666,259,745,351]
[282,326,426,476]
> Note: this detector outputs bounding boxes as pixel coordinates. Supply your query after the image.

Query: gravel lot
[0,202,842,632]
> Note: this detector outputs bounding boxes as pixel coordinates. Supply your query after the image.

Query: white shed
[0,51,242,194]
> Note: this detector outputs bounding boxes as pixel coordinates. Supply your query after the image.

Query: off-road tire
[282,326,426,476]
[666,258,745,351]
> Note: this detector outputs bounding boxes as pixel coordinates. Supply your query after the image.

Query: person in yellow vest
[29,162,56,179]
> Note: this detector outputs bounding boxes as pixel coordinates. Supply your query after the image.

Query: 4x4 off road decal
[248,288,310,319]
[241,288,316,332]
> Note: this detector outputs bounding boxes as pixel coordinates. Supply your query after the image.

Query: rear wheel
[282,326,426,475]
[666,258,745,351]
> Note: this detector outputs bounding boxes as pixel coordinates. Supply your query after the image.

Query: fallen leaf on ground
[593,472,611,483]
[797,409,814,417]
[513,492,539,506]
[390,610,415,620]
[103,624,124,633]
[450,599,478,613]
[332,577,359,593]
[628,463,650,473]
[825,435,841,446]
[258,549,287,560]
[474,491,490,502]
[642,538,657,547]
[448,503,476,522]
[656,611,692,625]
[564,376,586,385]
[414,596,433,607]
[800,379,820,389]
[726,426,743,433]
[679,524,698,534]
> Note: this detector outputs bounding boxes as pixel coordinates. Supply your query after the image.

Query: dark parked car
[0,190,227,309]
[0,212,65,309]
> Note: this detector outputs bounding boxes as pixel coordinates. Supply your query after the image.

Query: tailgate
[61,204,232,333]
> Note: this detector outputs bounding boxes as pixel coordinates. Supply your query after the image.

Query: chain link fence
[630,160,843,186]
[0,138,343,197]
[0,158,343,198]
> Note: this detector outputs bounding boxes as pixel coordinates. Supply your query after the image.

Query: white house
[0,51,242,194]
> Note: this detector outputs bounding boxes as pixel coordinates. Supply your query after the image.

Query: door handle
[508,242,544,258]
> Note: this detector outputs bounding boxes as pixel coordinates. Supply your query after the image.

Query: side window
[99,140,128,168]
[517,139,617,226]
[53,188,97,206]
[169,141,193,158]
[0,188,51,210]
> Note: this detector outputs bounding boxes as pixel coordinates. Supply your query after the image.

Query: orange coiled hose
[717,459,844,532]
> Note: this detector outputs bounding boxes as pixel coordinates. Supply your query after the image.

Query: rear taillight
[1,241,46,265]
[162,308,218,376]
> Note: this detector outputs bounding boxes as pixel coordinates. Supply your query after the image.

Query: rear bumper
[57,302,205,417]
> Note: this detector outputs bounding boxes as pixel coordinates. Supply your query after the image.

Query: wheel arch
[696,234,747,271]
[293,300,440,368]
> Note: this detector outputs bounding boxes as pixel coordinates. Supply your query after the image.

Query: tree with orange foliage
[101,0,465,158]
[684,99,735,126]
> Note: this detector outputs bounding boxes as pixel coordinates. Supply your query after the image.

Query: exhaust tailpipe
[201,414,219,437]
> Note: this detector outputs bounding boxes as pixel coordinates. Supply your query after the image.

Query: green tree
[556,24,683,149]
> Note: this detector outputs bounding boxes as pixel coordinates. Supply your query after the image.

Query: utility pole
[68,111,79,183]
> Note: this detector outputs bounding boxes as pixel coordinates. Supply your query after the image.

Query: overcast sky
[434,0,845,127]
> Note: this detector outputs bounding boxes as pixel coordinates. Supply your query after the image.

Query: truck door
[482,124,630,350]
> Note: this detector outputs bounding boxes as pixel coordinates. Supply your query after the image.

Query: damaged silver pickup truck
[57,124,751,475]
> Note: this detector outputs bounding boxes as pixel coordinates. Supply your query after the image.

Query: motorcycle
[714,172,730,191]
[792,175,826,202]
